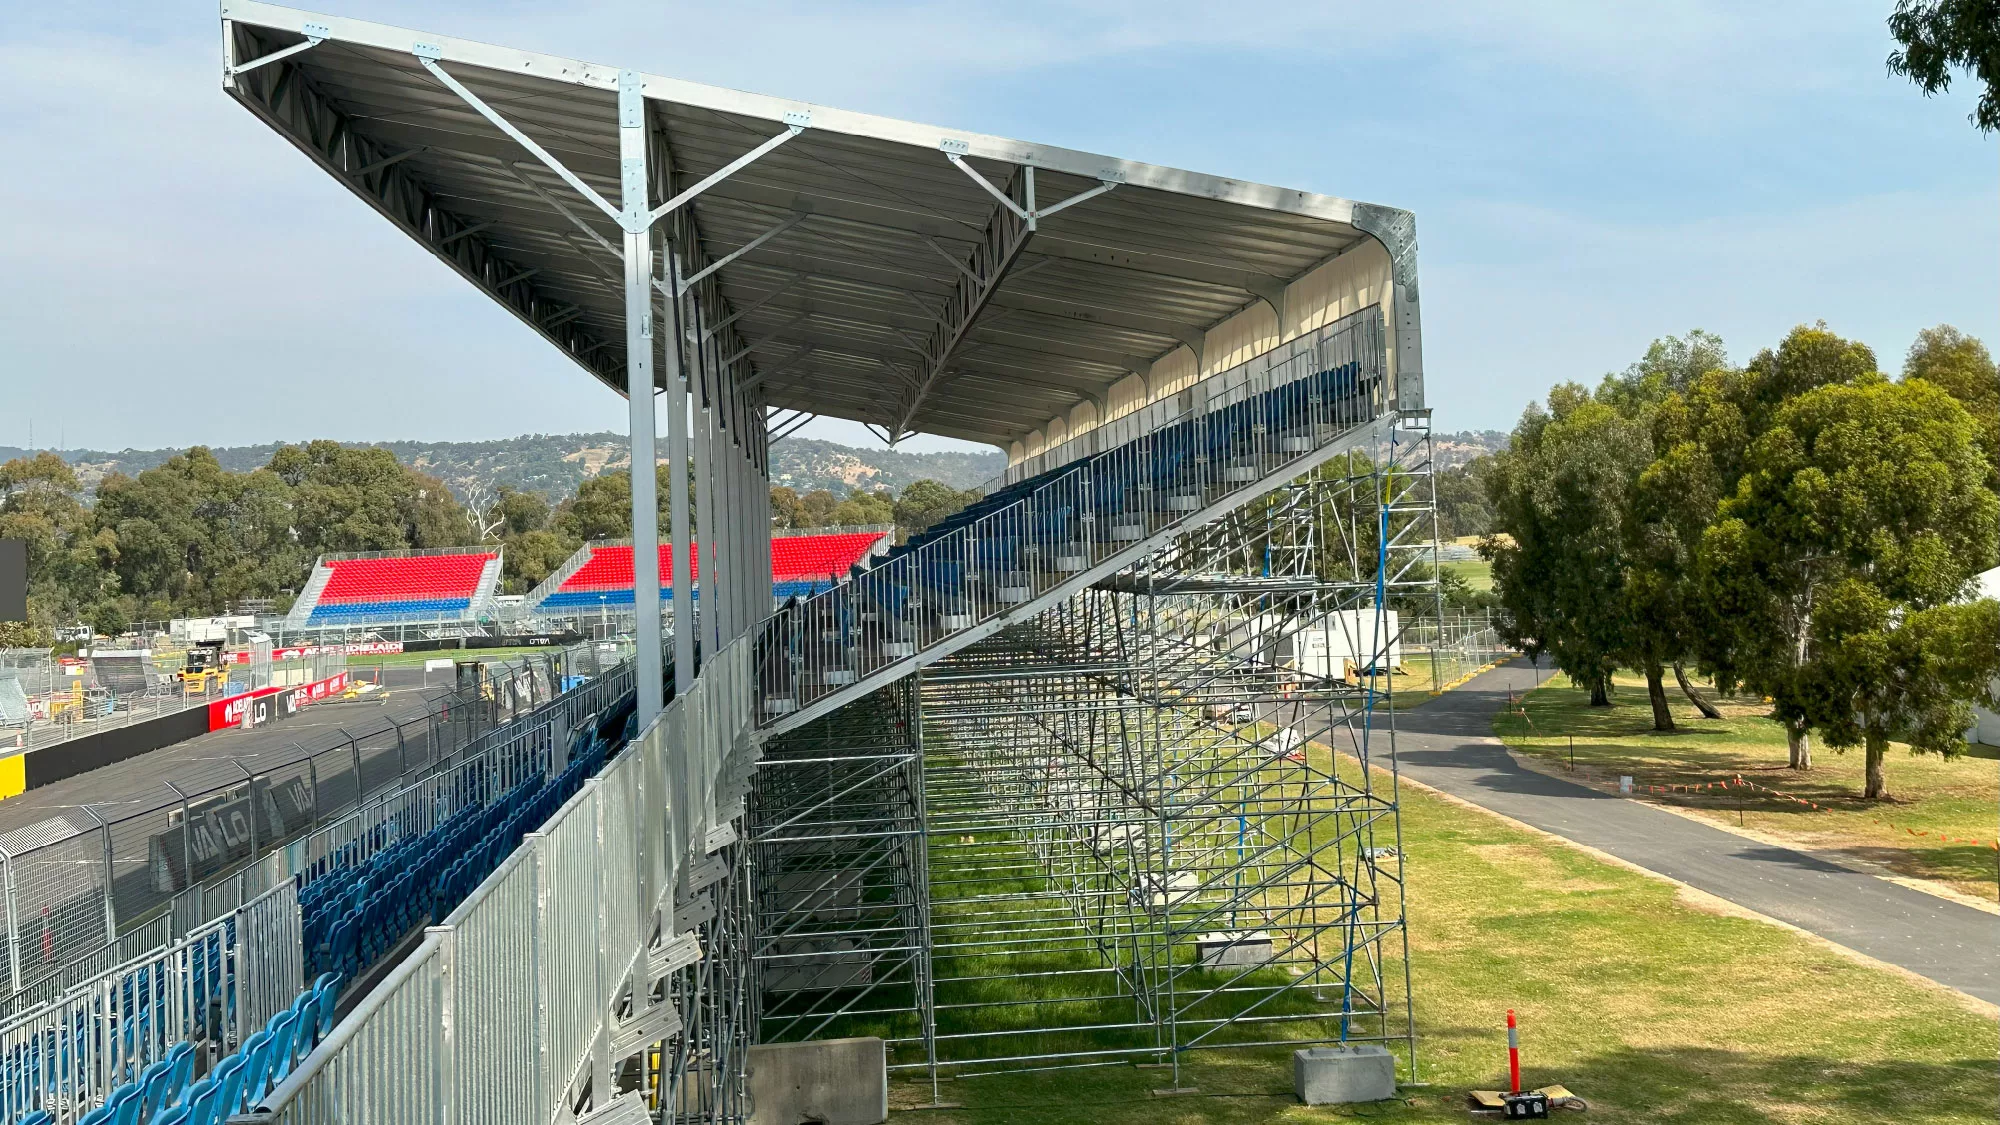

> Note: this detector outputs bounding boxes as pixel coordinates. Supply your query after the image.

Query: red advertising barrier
[224,641,404,664]
[207,671,352,730]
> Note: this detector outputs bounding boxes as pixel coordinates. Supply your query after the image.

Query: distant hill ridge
[0,434,1008,503]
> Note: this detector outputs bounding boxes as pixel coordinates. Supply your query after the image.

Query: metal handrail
[758,307,1390,726]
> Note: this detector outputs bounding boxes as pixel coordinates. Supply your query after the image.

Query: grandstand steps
[471,553,505,620]
[286,560,334,630]
[756,411,1400,736]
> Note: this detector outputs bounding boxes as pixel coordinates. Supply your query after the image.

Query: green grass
[1440,559,1492,592]
[1493,671,2000,902]
[880,763,1996,1123]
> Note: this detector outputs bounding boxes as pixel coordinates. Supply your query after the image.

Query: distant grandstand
[284,546,501,630]
[527,528,889,617]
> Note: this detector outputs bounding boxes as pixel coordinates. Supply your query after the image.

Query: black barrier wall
[22,707,212,789]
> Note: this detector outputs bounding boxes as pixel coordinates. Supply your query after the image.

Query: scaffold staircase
[756,309,1401,736]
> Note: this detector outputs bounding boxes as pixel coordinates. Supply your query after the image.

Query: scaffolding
[744,416,1441,1095]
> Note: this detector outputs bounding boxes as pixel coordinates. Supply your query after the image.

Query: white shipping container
[1293,609,1401,681]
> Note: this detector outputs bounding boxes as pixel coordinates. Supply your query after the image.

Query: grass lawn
[1440,559,1492,592]
[1493,671,2000,903]
[885,763,1996,1122]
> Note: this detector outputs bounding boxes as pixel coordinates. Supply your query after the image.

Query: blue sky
[2,1,1992,455]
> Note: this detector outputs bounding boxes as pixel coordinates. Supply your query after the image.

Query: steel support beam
[621,70,666,731]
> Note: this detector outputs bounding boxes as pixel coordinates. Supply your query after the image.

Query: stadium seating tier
[299,551,499,626]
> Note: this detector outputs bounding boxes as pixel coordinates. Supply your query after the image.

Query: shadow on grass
[1839,843,2000,887]
[1511,1044,2000,1125]
[926,1040,1998,1123]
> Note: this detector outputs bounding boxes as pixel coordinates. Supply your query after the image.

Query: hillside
[1433,429,1507,468]
[0,433,1007,503]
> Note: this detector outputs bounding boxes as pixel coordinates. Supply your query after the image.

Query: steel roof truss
[679,211,809,295]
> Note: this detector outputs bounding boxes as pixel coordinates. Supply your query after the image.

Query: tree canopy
[1488,322,2000,798]
[4,440,994,626]
[1887,0,2000,131]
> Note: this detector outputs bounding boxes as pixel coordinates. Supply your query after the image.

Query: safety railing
[0,652,636,1123]
[0,879,300,1125]
[758,307,1389,724]
[0,643,611,1012]
[256,640,755,1125]
[179,659,635,932]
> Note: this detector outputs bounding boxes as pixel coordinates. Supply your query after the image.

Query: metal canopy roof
[220,2,1415,448]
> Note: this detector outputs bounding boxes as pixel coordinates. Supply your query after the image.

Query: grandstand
[0,9,1448,1122]
[284,547,501,631]
[526,529,887,616]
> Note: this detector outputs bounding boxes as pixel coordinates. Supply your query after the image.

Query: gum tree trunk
[1645,665,1676,732]
[1673,661,1724,720]
[1589,675,1611,707]
[1863,731,1888,799]
[1786,717,1813,770]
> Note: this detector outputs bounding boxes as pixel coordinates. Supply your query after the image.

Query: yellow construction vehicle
[180,641,230,694]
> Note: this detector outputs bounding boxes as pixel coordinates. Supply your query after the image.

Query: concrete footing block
[1195,930,1274,968]
[747,1037,888,1125]
[1294,1044,1396,1104]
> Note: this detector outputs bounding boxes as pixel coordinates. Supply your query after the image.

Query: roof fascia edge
[218,1,1384,228]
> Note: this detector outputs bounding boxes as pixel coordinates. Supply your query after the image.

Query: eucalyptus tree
[1705,376,1999,796]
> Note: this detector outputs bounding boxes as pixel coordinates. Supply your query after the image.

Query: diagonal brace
[418,54,623,227]
[679,212,809,294]
[228,28,326,77]
[650,113,813,225]
[943,150,1121,230]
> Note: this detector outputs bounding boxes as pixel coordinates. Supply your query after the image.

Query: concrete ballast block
[747,1037,888,1125]
[1294,1044,1396,1104]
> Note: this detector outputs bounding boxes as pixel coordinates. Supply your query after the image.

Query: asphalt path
[1319,660,1999,1005]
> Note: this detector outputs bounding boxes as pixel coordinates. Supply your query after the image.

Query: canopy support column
[620,69,666,728]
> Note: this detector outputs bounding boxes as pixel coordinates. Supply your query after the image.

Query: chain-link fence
[0,647,349,757]
[1399,608,1513,694]
[0,641,629,1009]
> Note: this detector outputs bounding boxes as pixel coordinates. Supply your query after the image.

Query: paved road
[1369,660,1999,1006]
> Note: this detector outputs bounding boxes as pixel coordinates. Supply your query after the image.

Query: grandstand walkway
[1368,661,2000,1006]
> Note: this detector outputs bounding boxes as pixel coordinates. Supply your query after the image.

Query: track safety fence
[0,644,622,1009]
[256,640,756,1124]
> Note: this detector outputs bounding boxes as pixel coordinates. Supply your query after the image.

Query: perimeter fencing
[256,639,757,1125]
[0,648,639,1125]
[0,642,628,1011]
[0,880,301,1125]
[0,648,335,758]
[1399,608,1511,691]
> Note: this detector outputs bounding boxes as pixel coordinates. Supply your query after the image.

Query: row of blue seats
[301,694,638,989]
[13,974,340,1125]
[5,680,652,1125]
[838,364,1374,615]
[302,780,533,983]
[305,597,473,624]
[299,769,525,956]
